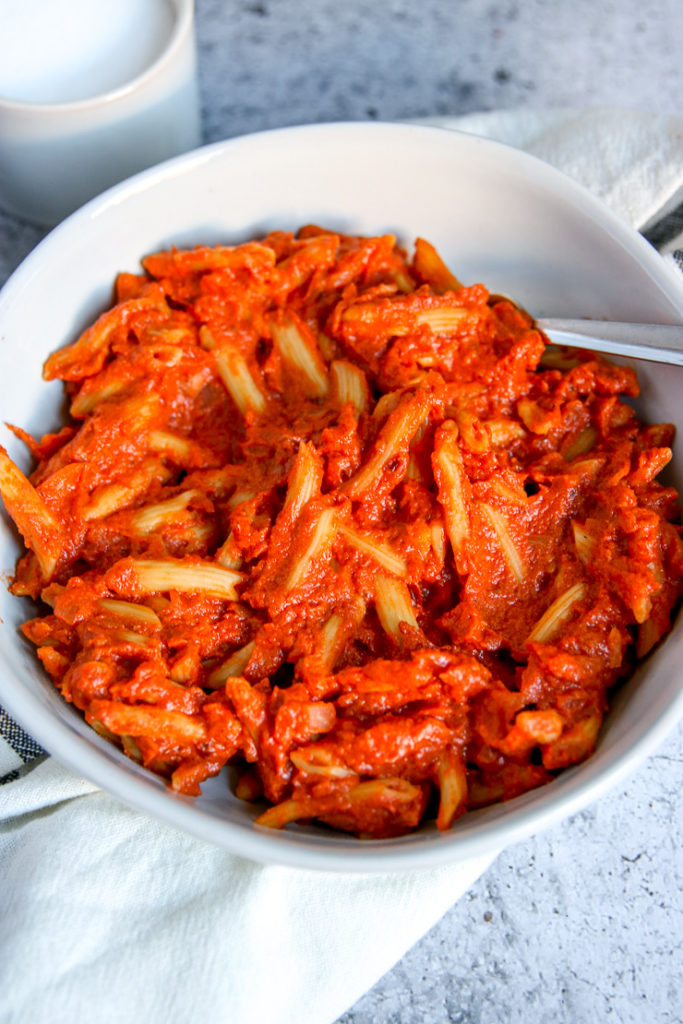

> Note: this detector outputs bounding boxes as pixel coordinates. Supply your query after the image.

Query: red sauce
[1,227,681,838]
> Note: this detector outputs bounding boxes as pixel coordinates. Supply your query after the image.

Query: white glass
[0,0,200,225]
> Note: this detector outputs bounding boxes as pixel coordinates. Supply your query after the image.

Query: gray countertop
[1,2,682,1021]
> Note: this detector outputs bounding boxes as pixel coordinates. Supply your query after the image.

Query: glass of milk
[0,0,200,225]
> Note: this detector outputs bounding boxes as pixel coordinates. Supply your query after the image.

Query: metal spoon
[536,319,683,366]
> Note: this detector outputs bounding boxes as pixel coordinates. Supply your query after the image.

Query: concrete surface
[336,725,683,1024]
[0,2,682,1022]
[194,0,683,139]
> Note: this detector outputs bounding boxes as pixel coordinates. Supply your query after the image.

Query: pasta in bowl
[1,123,682,868]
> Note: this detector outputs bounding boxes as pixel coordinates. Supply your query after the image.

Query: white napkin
[421,106,683,243]
[1,759,491,1024]
[2,107,682,1024]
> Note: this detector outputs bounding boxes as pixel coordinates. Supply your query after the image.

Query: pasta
[1,226,682,840]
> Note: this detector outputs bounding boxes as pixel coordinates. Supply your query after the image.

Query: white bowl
[1,122,682,871]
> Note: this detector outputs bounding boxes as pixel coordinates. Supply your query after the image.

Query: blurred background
[194,0,682,142]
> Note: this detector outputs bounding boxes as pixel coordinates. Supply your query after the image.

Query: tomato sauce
[1,227,681,838]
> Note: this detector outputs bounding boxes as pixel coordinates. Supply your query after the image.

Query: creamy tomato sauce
[1,228,681,838]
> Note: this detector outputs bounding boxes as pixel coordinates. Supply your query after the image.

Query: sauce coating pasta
[2,227,682,838]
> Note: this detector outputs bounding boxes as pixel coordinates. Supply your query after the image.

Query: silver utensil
[536,318,683,366]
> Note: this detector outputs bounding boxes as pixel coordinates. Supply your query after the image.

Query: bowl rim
[6,120,683,317]
[2,120,683,872]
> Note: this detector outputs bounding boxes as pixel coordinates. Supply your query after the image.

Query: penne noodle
[306,598,366,677]
[121,735,144,763]
[344,388,431,498]
[330,360,370,417]
[122,558,244,601]
[435,749,467,830]
[98,599,161,626]
[215,532,243,570]
[0,447,64,579]
[227,489,255,510]
[285,507,339,591]
[43,291,168,382]
[202,327,266,415]
[339,523,407,577]
[112,628,151,647]
[284,441,323,520]
[485,418,526,447]
[414,307,468,333]
[487,478,528,505]
[342,300,467,337]
[207,640,256,688]
[572,522,596,565]
[480,503,525,584]
[83,459,172,521]
[128,490,202,535]
[271,315,328,398]
[429,521,446,564]
[432,422,471,574]
[71,378,128,418]
[290,751,355,779]
[515,709,564,744]
[254,797,309,829]
[89,700,206,744]
[374,576,418,640]
[563,426,598,461]
[144,242,276,278]
[148,430,193,460]
[412,237,464,293]
[84,482,136,521]
[528,582,588,644]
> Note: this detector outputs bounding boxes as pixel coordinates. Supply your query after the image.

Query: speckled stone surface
[192,0,683,140]
[1,2,682,1022]
[336,724,683,1024]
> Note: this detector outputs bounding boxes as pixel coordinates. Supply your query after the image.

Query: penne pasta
[284,441,323,520]
[207,640,256,688]
[572,522,596,565]
[374,576,419,640]
[3,227,678,841]
[285,507,339,591]
[121,558,244,601]
[89,700,206,744]
[432,422,471,574]
[435,749,467,830]
[98,598,162,626]
[43,291,168,382]
[128,490,203,534]
[344,388,431,498]
[339,523,407,577]
[528,582,588,644]
[148,430,193,461]
[480,503,525,584]
[71,378,128,418]
[330,360,370,417]
[270,314,328,398]
[201,327,266,415]
[413,237,464,293]
[215,532,243,570]
[0,447,64,579]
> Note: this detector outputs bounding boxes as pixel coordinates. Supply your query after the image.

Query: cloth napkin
[2,106,683,1024]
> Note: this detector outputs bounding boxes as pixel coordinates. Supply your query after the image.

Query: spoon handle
[536,318,683,366]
